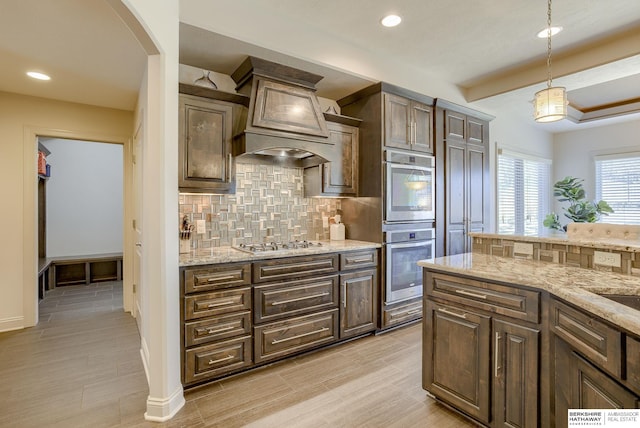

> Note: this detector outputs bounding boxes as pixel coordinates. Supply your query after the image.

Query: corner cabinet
[423,271,541,427]
[384,92,433,153]
[178,84,249,194]
[434,100,493,257]
[304,114,361,197]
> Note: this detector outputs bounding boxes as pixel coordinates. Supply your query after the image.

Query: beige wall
[0,91,132,331]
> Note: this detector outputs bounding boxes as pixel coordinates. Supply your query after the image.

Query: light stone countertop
[418,253,640,337]
[179,239,381,267]
[470,232,640,253]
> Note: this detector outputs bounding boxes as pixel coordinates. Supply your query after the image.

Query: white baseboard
[144,385,185,422]
[0,316,25,333]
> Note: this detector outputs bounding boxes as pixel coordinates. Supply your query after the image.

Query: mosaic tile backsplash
[179,163,341,248]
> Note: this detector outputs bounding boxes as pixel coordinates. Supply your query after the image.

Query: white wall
[42,138,123,257]
[552,119,640,214]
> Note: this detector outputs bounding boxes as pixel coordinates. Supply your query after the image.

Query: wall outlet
[322,216,329,228]
[593,250,621,267]
[513,242,534,256]
[196,219,206,234]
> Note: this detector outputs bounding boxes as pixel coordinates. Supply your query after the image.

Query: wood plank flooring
[0,281,475,427]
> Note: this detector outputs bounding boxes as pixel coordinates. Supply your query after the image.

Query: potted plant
[543,176,613,231]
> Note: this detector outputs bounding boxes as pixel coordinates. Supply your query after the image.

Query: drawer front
[184,263,251,293]
[383,300,422,328]
[254,309,339,364]
[254,275,339,324]
[253,254,339,284]
[426,272,540,323]
[184,310,251,347]
[185,287,251,320]
[626,336,640,394]
[340,250,378,271]
[550,298,622,378]
[184,335,252,385]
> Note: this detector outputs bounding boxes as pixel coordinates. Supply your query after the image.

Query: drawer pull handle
[271,327,330,345]
[196,325,235,335]
[206,300,235,308]
[272,292,330,306]
[347,257,372,263]
[455,289,488,300]
[195,274,236,284]
[208,354,234,365]
[438,307,467,319]
[406,309,421,315]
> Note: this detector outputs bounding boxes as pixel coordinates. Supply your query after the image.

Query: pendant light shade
[533,0,567,123]
[534,86,567,122]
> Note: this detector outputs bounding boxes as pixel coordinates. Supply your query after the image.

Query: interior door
[132,124,143,334]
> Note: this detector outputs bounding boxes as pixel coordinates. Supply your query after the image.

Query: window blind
[595,152,640,225]
[498,150,551,235]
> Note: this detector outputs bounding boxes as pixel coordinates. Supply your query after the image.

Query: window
[498,149,551,235]
[595,152,640,225]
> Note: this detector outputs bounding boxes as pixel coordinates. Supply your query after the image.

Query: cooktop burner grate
[233,240,323,254]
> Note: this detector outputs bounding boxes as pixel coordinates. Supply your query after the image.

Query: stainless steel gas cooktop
[233,240,323,254]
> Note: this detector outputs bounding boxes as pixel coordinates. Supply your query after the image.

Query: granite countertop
[418,253,640,337]
[470,232,640,253]
[179,239,381,267]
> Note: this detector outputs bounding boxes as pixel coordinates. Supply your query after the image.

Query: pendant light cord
[546,0,553,89]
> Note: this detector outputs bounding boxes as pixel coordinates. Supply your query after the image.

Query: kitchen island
[419,234,640,428]
[179,239,382,388]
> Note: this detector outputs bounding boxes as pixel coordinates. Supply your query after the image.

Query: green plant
[543,176,613,231]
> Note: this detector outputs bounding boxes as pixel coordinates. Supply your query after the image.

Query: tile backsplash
[179,163,341,248]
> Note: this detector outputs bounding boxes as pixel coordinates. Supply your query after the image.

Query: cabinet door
[466,142,488,250]
[340,269,378,339]
[445,140,467,255]
[178,94,234,193]
[423,300,491,425]
[411,102,433,153]
[444,110,466,141]
[384,93,411,150]
[493,319,539,428]
[322,122,358,196]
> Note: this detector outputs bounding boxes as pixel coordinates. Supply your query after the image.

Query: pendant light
[534,0,567,122]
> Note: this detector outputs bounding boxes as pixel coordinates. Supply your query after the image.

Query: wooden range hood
[231,56,337,167]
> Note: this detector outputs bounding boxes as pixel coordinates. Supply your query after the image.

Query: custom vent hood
[231,56,336,167]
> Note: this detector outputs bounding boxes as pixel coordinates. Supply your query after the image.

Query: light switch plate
[593,250,621,267]
[196,219,206,234]
[513,242,534,256]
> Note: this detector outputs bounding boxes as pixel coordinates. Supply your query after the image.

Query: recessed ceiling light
[27,71,51,81]
[536,26,563,38]
[381,14,402,27]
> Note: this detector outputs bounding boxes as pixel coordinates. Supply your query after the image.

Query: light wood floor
[0,281,476,427]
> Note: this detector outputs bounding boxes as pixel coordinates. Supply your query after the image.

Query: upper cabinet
[304,113,361,197]
[178,84,249,194]
[384,93,433,153]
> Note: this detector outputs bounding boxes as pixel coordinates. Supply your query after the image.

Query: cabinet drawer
[184,335,252,385]
[184,310,251,347]
[550,298,622,378]
[254,275,339,324]
[426,272,540,323]
[626,336,640,394]
[383,300,422,328]
[254,309,339,364]
[183,263,251,294]
[340,250,378,271]
[253,254,339,283]
[184,287,251,320]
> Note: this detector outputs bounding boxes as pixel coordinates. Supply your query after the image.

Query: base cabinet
[340,268,377,339]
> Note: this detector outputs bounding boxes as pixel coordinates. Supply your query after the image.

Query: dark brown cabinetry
[551,298,640,428]
[304,116,360,197]
[384,93,433,153]
[435,101,492,257]
[423,271,540,427]
[178,85,249,194]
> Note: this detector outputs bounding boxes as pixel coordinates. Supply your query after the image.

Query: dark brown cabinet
[384,93,433,153]
[340,268,377,339]
[435,101,492,257]
[304,118,360,197]
[178,85,249,194]
[423,271,541,427]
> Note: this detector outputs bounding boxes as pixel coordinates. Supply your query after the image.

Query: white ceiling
[1,0,639,132]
